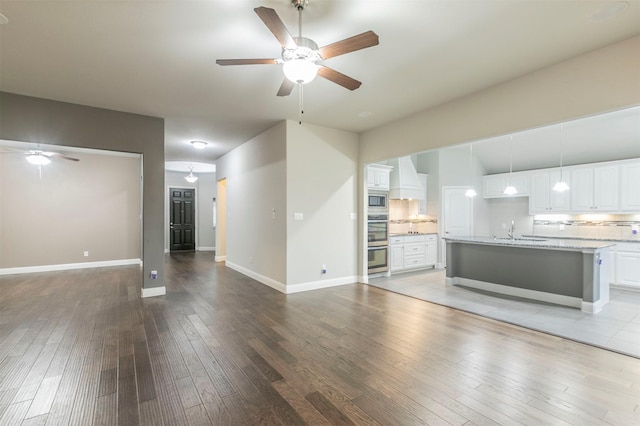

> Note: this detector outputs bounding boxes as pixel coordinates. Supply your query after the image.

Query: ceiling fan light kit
[216,0,379,120]
[26,153,52,166]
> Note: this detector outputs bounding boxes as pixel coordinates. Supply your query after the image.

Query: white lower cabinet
[615,243,640,288]
[390,243,404,272]
[390,234,437,273]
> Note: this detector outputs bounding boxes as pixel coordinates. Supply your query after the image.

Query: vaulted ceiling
[1,1,639,166]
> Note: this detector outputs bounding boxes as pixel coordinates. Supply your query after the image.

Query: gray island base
[444,237,614,313]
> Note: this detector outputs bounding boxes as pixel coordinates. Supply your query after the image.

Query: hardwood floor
[1,252,639,425]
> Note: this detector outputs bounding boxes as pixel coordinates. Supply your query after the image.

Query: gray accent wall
[0,92,165,290]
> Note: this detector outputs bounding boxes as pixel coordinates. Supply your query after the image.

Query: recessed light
[358,111,373,118]
[589,1,629,22]
[191,140,207,149]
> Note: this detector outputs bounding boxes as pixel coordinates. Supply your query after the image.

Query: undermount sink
[497,237,547,242]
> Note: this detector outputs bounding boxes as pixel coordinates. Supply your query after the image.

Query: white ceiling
[444,105,640,174]
[1,1,639,166]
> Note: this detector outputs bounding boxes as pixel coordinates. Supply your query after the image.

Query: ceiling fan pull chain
[298,83,304,124]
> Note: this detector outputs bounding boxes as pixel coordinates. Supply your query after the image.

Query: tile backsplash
[532,214,640,241]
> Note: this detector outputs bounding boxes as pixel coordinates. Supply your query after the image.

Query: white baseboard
[141,286,166,298]
[611,283,640,293]
[0,258,142,276]
[197,247,216,252]
[225,261,356,294]
[449,276,583,310]
[226,261,286,293]
[285,276,358,294]
[214,255,226,262]
[581,299,604,314]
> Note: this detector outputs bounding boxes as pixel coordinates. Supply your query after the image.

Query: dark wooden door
[170,188,196,251]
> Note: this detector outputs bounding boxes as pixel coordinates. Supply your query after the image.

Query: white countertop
[443,236,615,252]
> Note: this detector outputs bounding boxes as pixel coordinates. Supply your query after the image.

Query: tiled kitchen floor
[368,269,640,359]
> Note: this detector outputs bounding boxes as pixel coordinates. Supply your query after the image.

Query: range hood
[388,156,425,200]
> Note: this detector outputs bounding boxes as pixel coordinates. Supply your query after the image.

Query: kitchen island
[444,237,615,313]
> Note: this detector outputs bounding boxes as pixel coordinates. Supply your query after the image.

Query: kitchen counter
[443,236,615,252]
[522,234,640,243]
[390,232,438,237]
[444,237,612,313]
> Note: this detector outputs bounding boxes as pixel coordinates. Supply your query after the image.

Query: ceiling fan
[0,146,79,165]
[216,0,379,97]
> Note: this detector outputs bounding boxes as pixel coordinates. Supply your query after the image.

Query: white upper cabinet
[367,164,393,191]
[571,165,619,212]
[483,172,529,198]
[529,171,571,214]
[621,163,640,211]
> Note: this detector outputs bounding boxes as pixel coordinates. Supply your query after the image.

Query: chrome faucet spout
[508,220,516,239]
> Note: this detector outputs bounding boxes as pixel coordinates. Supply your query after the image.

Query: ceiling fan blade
[318,66,362,91]
[319,30,379,59]
[45,152,80,162]
[276,78,295,97]
[254,7,296,49]
[216,59,279,66]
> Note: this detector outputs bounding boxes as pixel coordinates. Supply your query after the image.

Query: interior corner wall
[285,121,359,289]
[0,92,165,290]
[359,35,640,165]
[215,121,287,288]
[164,171,217,252]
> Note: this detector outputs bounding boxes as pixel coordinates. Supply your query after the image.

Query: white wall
[360,36,640,165]
[486,197,534,238]
[286,121,359,290]
[215,122,287,288]
[164,170,217,252]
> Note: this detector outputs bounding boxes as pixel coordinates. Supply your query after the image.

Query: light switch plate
[294,212,303,221]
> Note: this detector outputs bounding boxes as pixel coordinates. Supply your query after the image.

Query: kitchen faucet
[507,220,515,239]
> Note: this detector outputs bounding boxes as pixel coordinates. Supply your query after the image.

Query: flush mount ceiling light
[503,135,518,195]
[185,165,198,183]
[191,140,207,150]
[552,122,570,193]
[590,1,629,22]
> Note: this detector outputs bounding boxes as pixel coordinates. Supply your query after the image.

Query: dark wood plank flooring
[1,252,639,425]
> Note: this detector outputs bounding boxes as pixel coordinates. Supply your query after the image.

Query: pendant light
[552,123,570,192]
[184,165,198,183]
[465,143,477,198]
[503,135,518,195]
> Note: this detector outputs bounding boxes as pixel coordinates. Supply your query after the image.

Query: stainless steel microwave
[368,192,388,210]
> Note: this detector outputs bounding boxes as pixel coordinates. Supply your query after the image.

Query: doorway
[215,178,227,262]
[169,187,196,251]
[441,186,473,267]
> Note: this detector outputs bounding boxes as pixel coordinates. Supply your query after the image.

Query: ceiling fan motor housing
[291,0,309,10]
[282,37,321,62]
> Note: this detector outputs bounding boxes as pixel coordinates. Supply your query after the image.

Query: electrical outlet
[150,270,158,279]
[321,264,327,274]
